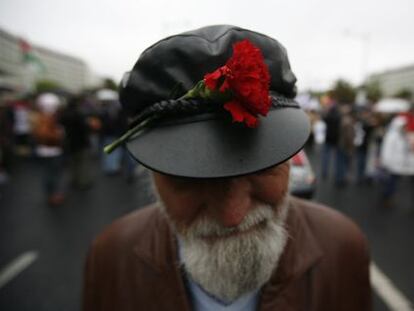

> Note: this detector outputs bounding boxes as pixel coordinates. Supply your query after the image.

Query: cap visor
[126,106,310,178]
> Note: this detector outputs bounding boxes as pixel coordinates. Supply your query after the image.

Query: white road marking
[0,251,38,289]
[371,262,413,311]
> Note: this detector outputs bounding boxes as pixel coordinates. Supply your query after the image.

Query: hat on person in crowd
[36,93,61,115]
[110,25,310,178]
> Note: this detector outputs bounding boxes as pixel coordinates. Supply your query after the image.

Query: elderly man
[83,25,371,310]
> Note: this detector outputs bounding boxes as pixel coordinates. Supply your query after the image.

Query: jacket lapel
[259,199,323,310]
[132,207,192,311]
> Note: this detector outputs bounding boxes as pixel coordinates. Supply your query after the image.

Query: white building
[367,64,414,98]
[0,27,100,93]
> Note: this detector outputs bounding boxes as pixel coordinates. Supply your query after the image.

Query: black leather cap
[120,25,310,178]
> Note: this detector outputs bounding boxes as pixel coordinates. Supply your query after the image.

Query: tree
[364,81,382,103]
[35,79,62,93]
[394,88,412,100]
[328,79,356,104]
[102,78,118,91]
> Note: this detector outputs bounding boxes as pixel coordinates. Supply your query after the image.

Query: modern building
[0,27,100,93]
[367,64,414,98]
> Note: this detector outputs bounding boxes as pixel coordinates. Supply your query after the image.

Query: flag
[18,38,46,73]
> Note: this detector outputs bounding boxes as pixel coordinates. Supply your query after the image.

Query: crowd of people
[0,88,138,205]
[308,99,414,207]
[1,86,414,208]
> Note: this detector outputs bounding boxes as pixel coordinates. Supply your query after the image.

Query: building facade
[368,64,414,98]
[0,27,96,93]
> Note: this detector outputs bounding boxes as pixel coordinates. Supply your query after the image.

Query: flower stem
[104,80,208,154]
[103,116,156,154]
[182,81,205,99]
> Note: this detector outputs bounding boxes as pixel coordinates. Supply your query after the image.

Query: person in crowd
[354,107,375,183]
[11,97,32,156]
[60,95,93,190]
[312,113,327,146]
[96,89,127,175]
[380,103,414,206]
[83,25,371,310]
[32,93,65,206]
[336,104,355,186]
[81,95,102,158]
[0,96,15,196]
[400,103,414,150]
[321,102,341,180]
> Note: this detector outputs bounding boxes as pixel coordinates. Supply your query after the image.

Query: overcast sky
[1,0,414,91]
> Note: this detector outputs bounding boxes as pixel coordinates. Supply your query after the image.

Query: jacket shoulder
[289,197,372,310]
[291,197,369,255]
[92,204,166,254]
[82,204,182,310]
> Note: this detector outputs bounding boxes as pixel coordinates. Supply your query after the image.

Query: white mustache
[184,204,275,239]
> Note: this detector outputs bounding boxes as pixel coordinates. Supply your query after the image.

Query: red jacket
[83,197,372,310]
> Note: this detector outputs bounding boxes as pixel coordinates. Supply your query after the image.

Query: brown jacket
[83,198,372,310]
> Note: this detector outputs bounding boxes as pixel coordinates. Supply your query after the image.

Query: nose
[205,178,253,228]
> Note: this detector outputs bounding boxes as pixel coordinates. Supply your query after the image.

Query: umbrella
[96,89,118,101]
[374,98,410,113]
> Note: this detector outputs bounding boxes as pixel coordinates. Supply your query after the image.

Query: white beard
[173,197,290,303]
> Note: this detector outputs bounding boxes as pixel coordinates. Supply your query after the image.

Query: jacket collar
[260,198,323,300]
[132,207,179,274]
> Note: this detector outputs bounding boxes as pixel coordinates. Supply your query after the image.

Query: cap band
[128,93,299,130]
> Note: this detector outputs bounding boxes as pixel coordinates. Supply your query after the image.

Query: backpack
[33,113,64,147]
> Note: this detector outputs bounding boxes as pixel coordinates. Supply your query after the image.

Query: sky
[1,0,414,91]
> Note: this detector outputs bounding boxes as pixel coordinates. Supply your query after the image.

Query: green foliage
[394,88,412,100]
[102,78,118,91]
[328,79,356,104]
[364,81,383,102]
[35,79,62,93]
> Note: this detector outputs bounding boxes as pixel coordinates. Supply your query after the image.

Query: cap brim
[126,104,310,178]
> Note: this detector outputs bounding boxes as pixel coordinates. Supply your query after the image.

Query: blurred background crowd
[0,83,139,205]
[1,73,413,207]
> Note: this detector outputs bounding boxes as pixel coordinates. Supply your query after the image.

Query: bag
[33,113,64,147]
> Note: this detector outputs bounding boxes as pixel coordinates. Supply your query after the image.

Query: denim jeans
[102,136,122,174]
[39,155,64,196]
[321,143,337,179]
[382,172,399,199]
[356,148,368,181]
[336,149,351,184]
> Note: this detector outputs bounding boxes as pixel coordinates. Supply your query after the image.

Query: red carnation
[204,40,271,127]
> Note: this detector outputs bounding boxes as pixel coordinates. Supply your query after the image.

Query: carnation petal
[224,39,271,121]
[204,68,223,90]
[224,101,258,127]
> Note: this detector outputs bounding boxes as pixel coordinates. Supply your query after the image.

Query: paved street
[0,147,413,310]
[307,145,414,311]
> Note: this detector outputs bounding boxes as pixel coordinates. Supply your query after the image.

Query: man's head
[152,162,290,302]
[118,25,310,301]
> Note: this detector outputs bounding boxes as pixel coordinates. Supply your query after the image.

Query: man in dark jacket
[83,25,371,310]
[61,96,93,189]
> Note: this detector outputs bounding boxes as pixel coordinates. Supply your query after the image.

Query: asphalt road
[0,147,413,310]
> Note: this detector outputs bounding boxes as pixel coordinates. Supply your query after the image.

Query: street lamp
[343,30,371,106]
[343,29,371,83]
